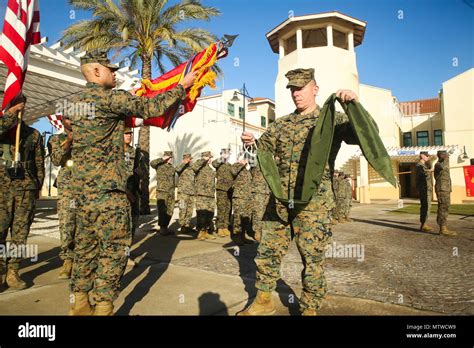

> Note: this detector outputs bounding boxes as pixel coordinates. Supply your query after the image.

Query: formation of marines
[0,54,460,317]
[150,148,269,246]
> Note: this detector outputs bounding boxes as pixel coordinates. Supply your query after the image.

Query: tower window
[302,28,327,48]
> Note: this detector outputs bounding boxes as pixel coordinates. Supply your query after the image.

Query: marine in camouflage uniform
[212,148,233,238]
[231,158,254,245]
[47,117,76,279]
[0,97,45,291]
[251,163,270,242]
[175,153,195,234]
[124,127,143,238]
[69,50,188,315]
[434,150,456,236]
[150,151,176,235]
[415,151,433,232]
[191,151,216,240]
[238,68,361,316]
[343,175,353,222]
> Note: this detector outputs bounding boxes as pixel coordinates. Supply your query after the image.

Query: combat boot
[345,217,353,223]
[58,259,73,279]
[93,301,114,316]
[301,308,317,316]
[6,268,27,290]
[217,228,227,238]
[420,224,433,233]
[197,230,207,241]
[222,228,231,237]
[440,226,457,236]
[205,232,216,240]
[237,290,276,316]
[69,292,93,316]
[160,226,171,236]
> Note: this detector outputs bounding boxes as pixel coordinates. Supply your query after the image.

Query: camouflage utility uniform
[48,133,76,262]
[69,77,185,303]
[253,89,358,313]
[251,165,270,240]
[434,160,451,228]
[150,151,176,232]
[0,119,44,287]
[191,152,215,236]
[415,159,433,226]
[231,162,253,238]
[212,158,233,233]
[176,154,195,232]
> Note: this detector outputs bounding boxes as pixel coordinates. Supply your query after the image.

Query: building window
[434,129,443,145]
[416,131,429,146]
[227,103,234,116]
[302,28,327,48]
[333,29,348,50]
[261,116,266,128]
[403,132,412,147]
[285,34,296,55]
[238,107,244,119]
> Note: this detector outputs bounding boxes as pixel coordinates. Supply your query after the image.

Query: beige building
[265,11,474,204]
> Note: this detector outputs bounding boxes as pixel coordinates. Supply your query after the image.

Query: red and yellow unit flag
[463,165,474,197]
[126,42,220,131]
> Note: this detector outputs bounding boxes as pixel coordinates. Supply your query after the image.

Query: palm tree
[61,0,221,213]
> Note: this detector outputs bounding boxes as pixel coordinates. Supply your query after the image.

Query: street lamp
[230,83,253,132]
[462,146,469,160]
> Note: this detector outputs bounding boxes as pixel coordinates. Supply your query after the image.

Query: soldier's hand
[336,89,358,103]
[6,102,25,115]
[180,70,199,90]
[241,131,255,146]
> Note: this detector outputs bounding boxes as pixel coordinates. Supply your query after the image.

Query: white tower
[266,11,367,116]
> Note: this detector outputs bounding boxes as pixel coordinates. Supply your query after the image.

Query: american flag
[0,0,40,111]
[46,113,63,132]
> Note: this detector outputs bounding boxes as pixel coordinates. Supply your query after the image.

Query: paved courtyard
[0,200,472,315]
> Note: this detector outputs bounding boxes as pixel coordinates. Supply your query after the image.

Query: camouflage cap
[80,50,119,71]
[183,152,192,159]
[419,151,429,156]
[201,151,212,158]
[285,68,315,88]
[163,151,173,157]
[437,150,448,156]
[124,127,133,134]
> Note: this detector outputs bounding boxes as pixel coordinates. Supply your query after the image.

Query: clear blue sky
[1,0,472,133]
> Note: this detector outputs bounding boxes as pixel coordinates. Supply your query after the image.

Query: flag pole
[14,109,23,162]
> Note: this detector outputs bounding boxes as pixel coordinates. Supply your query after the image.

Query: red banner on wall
[463,165,474,197]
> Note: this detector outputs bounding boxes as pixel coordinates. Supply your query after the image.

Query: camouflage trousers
[0,189,36,270]
[436,191,450,227]
[252,193,270,235]
[178,192,194,228]
[215,189,232,229]
[419,189,432,225]
[343,199,352,219]
[156,190,175,228]
[195,195,214,232]
[256,203,332,311]
[71,191,131,302]
[57,193,76,261]
[232,196,252,235]
[335,197,347,220]
[127,189,140,238]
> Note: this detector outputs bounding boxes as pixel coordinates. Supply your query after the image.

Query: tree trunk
[139,55,152,214]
